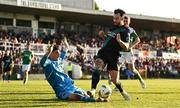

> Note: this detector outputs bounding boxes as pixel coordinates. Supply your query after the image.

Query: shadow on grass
[0,98,95,103]
[0,98,59,102]
[0,98,93,107]
[0,92,53,95]
[12,104,65,107]
[0,103,68,108]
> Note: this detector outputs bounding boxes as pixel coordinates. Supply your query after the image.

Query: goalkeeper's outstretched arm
[40,45,54,67]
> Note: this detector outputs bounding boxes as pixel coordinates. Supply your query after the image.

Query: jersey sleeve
[130,28,138,41]
[40,55,51,67]
[31,51,34,57]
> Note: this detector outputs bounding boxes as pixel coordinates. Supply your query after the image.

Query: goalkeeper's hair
[114,9,126,17]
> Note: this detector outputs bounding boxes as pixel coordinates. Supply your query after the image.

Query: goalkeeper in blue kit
[40,45,105,102]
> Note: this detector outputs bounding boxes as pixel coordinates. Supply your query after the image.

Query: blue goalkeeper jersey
[40,55,75,98]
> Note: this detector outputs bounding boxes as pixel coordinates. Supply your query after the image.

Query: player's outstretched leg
[133,69,146,88]
[134,72,146,88]
[110,70,131,101]
[115,82,131,101]
[87,68,101,98]
[128,64,146,88]
[23,70,29,84]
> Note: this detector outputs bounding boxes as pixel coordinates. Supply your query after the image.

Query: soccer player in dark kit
[88,9,131,101]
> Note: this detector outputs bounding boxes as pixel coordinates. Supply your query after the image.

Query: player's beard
[114,21,123,26]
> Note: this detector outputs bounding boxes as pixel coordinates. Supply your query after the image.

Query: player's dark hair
[124,15,130,20]
[52,45,59,52]
[114,9,126,17]
[124,16,128,19]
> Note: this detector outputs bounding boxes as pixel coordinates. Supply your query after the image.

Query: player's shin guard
[115,83,123,92]
[80,96,96,102]
[91,69,101,89]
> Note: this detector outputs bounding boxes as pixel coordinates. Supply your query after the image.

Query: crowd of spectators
[135,36,180,53]
[135,58,180,78]
[0,29,179,79]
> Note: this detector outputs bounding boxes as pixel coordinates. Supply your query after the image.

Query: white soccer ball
[98,84,112,99]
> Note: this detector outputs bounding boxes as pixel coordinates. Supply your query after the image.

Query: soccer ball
[98,84,112,99]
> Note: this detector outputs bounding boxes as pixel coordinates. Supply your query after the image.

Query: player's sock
[88,69,100,98]
[91,69,100,89]
[23,75,28,84]
[134,73,142,81]
[134,73,146,88]
[115,83,123,92]
[80,96,96,102]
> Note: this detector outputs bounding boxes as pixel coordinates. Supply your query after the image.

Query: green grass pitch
[1,79,180,108]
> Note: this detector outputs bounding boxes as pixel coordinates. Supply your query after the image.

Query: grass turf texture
[0,79,180,108]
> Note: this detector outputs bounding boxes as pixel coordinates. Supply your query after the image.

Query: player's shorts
[96,49,119,71]
[118,52,135,64]
[22,64,31,72]
[58,86,86,100]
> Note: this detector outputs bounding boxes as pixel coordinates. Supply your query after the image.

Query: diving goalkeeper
[40,44,105,102]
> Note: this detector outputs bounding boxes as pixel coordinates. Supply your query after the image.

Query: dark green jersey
[22,50,33,64]
[129,27,138,44]
[121,27,138,52]
[101,25,130,56]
